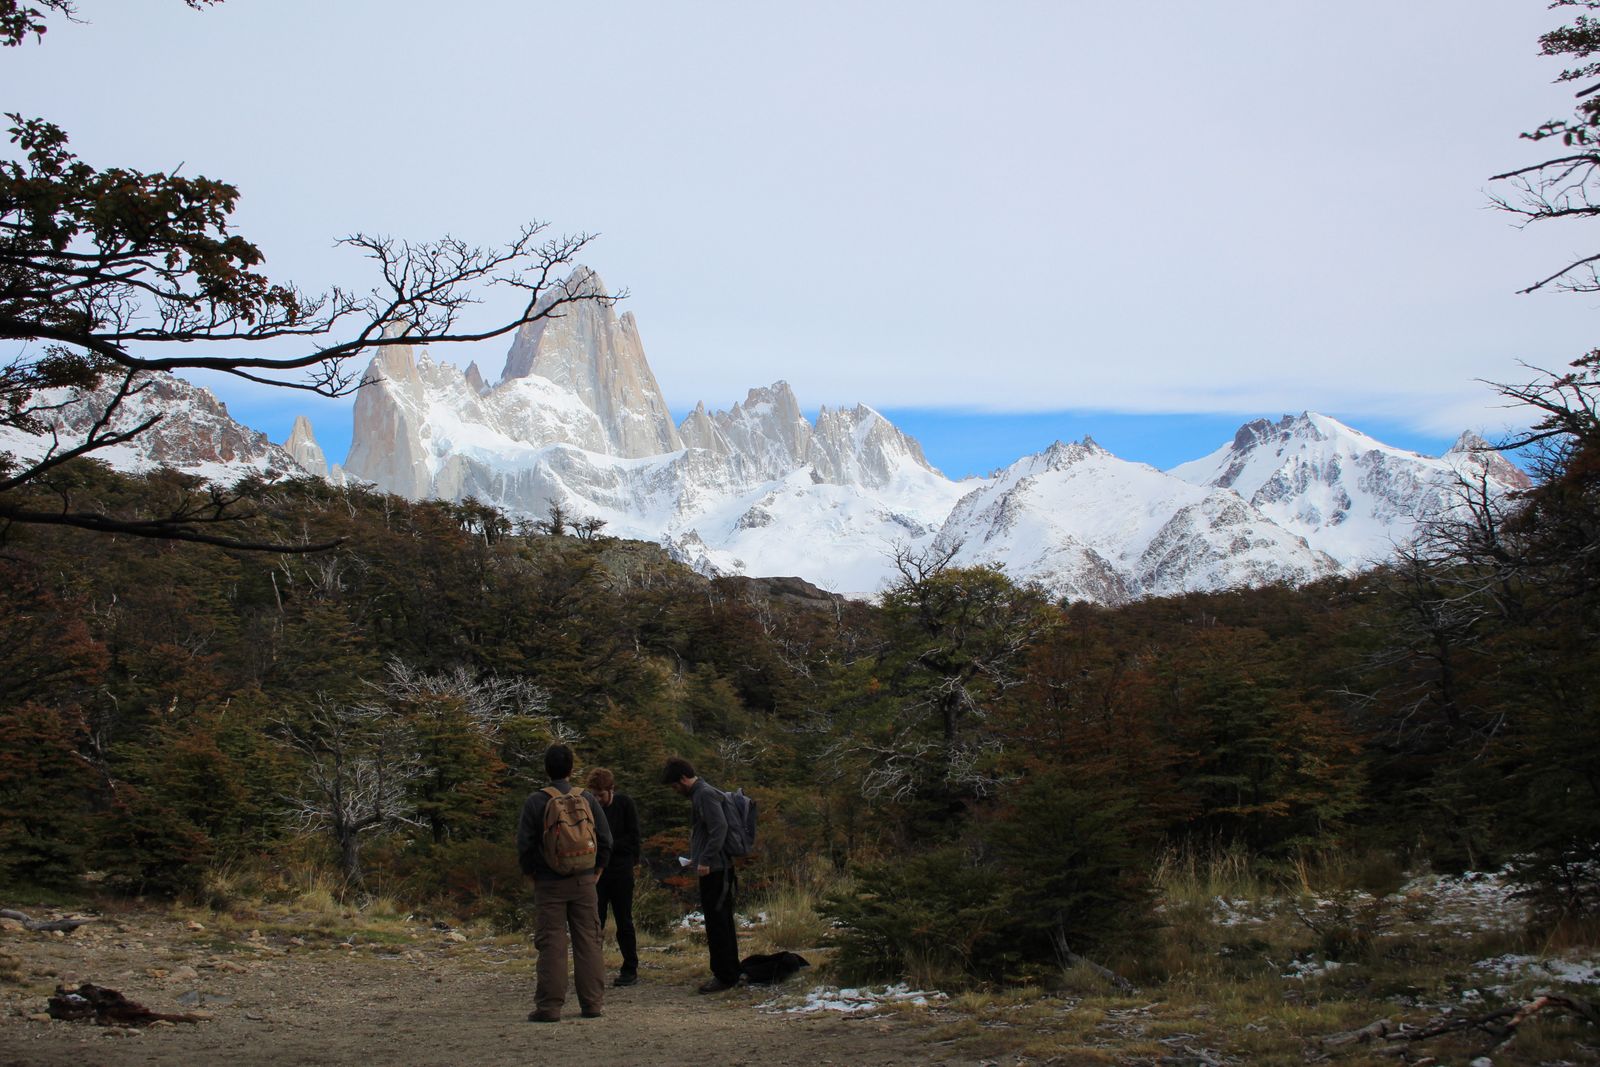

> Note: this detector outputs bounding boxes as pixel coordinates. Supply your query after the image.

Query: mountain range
[4,267,1529,602]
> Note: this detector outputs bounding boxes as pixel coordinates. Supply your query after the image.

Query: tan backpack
[540,786,597,875]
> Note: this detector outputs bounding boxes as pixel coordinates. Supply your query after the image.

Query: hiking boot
[580,1008,604,1018]
[527,1010,560,1023]
[613,971,638,987]
[696,977,737,994]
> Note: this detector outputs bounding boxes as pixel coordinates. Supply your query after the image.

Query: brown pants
[533,872,604,1017]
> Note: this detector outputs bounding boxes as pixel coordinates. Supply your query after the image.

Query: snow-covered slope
[935,440,1339,603]
[5,272,1531,606]
[1170,413,1531,568]
[666,442,969,596]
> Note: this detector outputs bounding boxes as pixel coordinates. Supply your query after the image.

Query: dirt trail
[1,913,976,1067]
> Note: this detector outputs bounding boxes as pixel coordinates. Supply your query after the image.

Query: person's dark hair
[660,756,696,784]
[586,767,615,792]
[545,743,575,780]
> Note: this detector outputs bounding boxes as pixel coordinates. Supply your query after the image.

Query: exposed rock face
[1169,413,1531,568]
[705,382,815,481]
[0,371,302,483]
[343,341,436,500]
[1443,431,1532,492]
[499,267,682,458]
[677,401,730,457]
[284,415,328,478]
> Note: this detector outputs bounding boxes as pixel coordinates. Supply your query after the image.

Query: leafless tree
[1489,3,1600,295]
[375,659,550,735]
[276,695,421,885]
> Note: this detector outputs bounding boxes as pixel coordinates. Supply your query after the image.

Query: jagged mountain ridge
[324,268,1522,599]
[5,268,1529,603]
[934,439,1341,602]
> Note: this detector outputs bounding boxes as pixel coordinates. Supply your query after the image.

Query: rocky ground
[0,906,975,1067]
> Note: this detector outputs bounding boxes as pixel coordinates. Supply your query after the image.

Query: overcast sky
[7,1,1595,475]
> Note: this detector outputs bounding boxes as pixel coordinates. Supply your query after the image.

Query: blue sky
[230,388,1467,485]
[10,1,1594,475]
[875,409,1464,481]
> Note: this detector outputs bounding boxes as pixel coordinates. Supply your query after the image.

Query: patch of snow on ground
[1398,868,1528,932]
[760,983,948,1015]
[674,909,765,931]
[1474,953,1600,986]
[1212,896,1271,926]
[1282,957,1345,980]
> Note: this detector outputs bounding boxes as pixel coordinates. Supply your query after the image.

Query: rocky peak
[679,401,732,458]
[1231,417,1277,452]
[284,415,328,478]
[1030,438,1106,474]
[806,403,937,488]
[709,381,814,481]
[496,267,681,458]
[1444,432,1532,490]
[365,337,422,390]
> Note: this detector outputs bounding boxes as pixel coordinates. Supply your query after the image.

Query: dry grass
[899,850,1600,1066]
[1152,839,1264,904]
[144,851,1600,1065]
[744,861,849,955]
[755,880,833,952]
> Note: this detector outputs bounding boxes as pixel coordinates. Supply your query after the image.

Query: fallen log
[47,984,200,1026]
[0,908,97,932]
[1319,1017,1397,1048]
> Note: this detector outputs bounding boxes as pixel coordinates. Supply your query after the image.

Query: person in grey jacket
[517,744,613,1022]
[661,755,739,993]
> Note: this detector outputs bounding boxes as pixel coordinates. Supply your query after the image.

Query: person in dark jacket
[661,755,739,993]
[585,767,641,986]
[517,744,612,1022]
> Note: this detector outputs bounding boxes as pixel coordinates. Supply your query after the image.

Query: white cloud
[12,0,1590,447]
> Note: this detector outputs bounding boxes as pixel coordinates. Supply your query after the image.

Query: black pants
[699,866,739,984]
[596,864,638,974]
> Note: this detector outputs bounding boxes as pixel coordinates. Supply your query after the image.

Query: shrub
[631,874,683,937]
[824,773,1157,986]
[759,880,833,951]
[95,783,211,897]
[824,846,1008,984]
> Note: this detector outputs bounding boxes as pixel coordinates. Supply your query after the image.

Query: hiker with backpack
[660,755,753,994]
[516,743,613,1022]
[584,767,641,987]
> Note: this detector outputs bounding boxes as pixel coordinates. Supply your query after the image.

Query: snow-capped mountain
[934,440,1339,603]
[329,268,971,595]
[5,268,1531,604]
[1169,413,1531,568]
[0,371,306,484]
